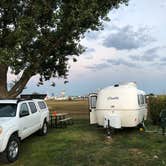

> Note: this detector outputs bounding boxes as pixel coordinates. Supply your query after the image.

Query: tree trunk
[0,64,33,99]
[0,64,8,98]
[8,69,32,98]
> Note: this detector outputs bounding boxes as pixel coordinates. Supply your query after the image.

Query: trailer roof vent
[114,84,119,87]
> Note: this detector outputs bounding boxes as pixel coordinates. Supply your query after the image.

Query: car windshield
[0,104,17,117]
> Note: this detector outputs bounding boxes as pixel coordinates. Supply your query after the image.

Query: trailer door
[89,93,97,124]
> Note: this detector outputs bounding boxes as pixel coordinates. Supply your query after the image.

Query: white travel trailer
[89,82,147,130]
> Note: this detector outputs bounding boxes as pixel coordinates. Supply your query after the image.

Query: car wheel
[1,135,20,163]
[39,121,48,136]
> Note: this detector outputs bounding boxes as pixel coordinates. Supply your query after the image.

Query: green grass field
[1,100,166,166]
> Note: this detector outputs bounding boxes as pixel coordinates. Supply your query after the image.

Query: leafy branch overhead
[0,0,128,98]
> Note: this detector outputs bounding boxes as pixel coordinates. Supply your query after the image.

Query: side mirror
[20,110,29,117]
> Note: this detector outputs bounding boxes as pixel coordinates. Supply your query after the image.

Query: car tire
[1,135,20,163]
[38,121,48,136]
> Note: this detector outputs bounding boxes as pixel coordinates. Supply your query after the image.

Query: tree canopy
[0,0,128,98]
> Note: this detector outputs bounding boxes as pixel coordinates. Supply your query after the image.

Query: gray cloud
[160,1,166,8]
[85,48,95,53]
[106,59,138,68]
[83,48,95,59]
[129,47,160,62]
[145,47,160,55]
[87,63,110,70]
[103,25,155,50]
[85,31,99,40]
[153,62,166,68]
[160,57,166,61]
[87,58,138,71]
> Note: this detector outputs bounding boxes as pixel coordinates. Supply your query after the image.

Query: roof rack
[17,98,33,103]
[20,94,46,100]
[0,98,34,104]
[0,94,46,103]
[0,98,18,100]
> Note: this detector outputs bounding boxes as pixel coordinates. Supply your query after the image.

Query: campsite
[1,0,166,165]
[0,99,165,166]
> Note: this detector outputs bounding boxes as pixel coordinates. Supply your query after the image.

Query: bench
[59,117,73,128]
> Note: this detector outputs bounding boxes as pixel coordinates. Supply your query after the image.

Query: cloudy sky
[22,0,166,96]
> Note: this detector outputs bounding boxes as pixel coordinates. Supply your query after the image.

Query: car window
[38,101,46,109]
[0,104,17,117]
[20,103,29,116]
[28,102,37,113]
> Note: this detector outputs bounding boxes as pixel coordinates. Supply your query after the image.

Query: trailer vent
[114,84,119,87]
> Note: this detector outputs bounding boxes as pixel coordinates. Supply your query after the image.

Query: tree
[0,0,128,98]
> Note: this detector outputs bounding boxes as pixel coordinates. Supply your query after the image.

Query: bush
[148,95,166,125]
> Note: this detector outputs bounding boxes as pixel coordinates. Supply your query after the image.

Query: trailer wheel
[106,127,114,138]
[138,119,146,132]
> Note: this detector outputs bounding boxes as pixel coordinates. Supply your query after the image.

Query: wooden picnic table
[49,112,72,128]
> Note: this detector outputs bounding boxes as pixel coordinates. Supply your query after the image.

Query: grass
[46,100,89,119]
[1,100,166,166]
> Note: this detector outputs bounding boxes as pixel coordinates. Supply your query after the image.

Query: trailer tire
[106,127,114,137]
[138,119,146,131]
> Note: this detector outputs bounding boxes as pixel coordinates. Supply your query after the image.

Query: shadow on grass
[0,119,166,166]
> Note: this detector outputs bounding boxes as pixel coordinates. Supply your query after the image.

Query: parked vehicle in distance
[0,99,49,163]
[89,82,147,132]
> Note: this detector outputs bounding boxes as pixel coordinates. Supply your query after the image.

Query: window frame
[19,103,30,117]
[38,101,47,110]
[28,102,38,114]
[90,96,97,109]
[138,94,146,106]
[140,95,144,105]
[137,95,141,105]
[0,104,17,117]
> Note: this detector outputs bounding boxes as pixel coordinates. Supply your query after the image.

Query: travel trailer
[89,82,147,130]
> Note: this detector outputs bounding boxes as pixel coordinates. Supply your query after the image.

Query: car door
[18,102,32,139]
[28,102,41,132]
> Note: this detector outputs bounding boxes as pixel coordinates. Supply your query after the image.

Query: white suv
[0,99,49,162]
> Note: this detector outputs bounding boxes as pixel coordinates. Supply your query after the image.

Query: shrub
[148,95,166,125]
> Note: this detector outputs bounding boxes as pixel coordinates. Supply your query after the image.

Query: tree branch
[8,67,34,98]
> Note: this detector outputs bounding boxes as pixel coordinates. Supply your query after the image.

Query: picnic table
[49,112,73,128]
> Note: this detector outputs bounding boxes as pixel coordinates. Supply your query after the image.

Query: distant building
[54,96,69,100]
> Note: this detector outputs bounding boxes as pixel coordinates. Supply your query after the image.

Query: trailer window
[91,96,97,108]
[138,95,146,105]
[143,95,146,104]
[138,95,141,105]
[141,95,144,105]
